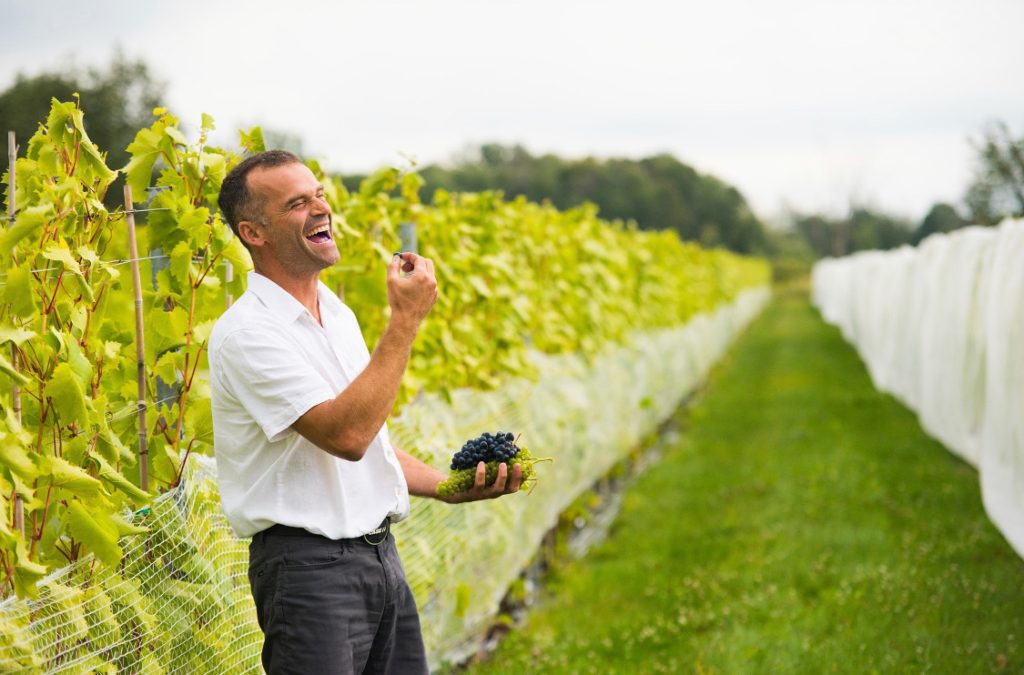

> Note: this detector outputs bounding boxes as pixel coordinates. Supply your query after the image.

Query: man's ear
[238,220,265,248]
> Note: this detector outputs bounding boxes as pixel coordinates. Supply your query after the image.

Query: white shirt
[208,271,410,539]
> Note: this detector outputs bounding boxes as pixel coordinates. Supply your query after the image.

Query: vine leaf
[44,362,89,427]
[38,455,104,499]
[2,264,38,319]
[64,500,121,567]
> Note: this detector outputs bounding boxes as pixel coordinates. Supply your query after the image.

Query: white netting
[811,218,1024,558]
[0,287,769,673]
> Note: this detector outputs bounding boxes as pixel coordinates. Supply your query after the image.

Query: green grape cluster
[437,443,538,497]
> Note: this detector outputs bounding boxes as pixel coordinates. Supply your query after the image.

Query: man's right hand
[387,252,438,328]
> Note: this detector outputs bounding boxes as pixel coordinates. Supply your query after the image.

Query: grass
[468,286,1024,674]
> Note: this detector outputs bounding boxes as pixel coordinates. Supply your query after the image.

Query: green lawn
[470,286,1024,674]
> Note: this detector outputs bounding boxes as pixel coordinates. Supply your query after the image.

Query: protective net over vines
[0,288,769,672]
[811,218,1024,558]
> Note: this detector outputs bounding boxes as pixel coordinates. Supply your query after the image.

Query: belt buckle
[362,517,390,546]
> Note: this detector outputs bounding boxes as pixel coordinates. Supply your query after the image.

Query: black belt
[263,517,391,546]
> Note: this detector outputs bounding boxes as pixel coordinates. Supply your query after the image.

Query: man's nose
[311,194,330,215]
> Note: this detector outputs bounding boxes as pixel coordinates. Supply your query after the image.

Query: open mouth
[305,223,332,244]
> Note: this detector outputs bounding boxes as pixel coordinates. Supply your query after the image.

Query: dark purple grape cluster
[450,431,519,470]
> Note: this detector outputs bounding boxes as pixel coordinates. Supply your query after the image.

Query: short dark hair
[218,150,302,238]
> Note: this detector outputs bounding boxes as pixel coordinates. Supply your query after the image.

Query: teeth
[306,224,330,237]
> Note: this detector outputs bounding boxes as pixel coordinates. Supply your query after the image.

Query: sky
[2,0,1023,225]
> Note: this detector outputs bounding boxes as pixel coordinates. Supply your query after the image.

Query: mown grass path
[470,287,1024,674]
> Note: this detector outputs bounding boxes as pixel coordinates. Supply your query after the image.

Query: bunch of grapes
[437,431,539,497]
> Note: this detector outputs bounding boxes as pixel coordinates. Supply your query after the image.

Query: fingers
[395,252,434,279]
[387,254,401,282]
[507,463,523,493]
[491,462,509,492]
[474,461,487,490]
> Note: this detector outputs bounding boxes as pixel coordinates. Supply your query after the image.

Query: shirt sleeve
[213,328,336,442]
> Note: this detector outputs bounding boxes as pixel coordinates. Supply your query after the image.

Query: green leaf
[165,126,188,146]
[3,265,39,319]
[12,539,47,598]
[177,208,210,247]
[0,351,29,386]
[38,454,104,498]
[169,240,195,287]
[184,395,213,444]
[44,362,89,426]
[91,454,150,505]
[146,306,188,361]
[0,328,36,346]
[123,126,162,198]
[239,126,265,154]
[221,236,252,272]
[96,428,134,466]
[200,152,226,189]
[201,113,216,132]
[0,204,51,257]
[0,439,37,480]
[66,337,94,386]
[153,349,182,385]
[64,500,122,567]
[192,319,216,344]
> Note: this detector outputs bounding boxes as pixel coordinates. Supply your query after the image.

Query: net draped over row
[0,288,770,673]
[811,218,1024,559]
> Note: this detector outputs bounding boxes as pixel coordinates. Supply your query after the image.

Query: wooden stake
[124,185,149,492]
[8,131,23,536]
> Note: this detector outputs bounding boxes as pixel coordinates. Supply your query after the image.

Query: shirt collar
[246,271,343,323]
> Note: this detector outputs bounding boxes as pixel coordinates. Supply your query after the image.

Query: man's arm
[292,253,437,461]
[395,445,523,504]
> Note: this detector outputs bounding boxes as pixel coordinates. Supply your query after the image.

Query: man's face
[243,162,340,275]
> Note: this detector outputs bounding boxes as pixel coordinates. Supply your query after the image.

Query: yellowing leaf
[109,512,148,536]
[64,500,121,567]
[12,539,47,599]
[39,454,103,498]
[41,246,83,277]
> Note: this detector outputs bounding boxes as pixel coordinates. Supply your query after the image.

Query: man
[209,150,522,674]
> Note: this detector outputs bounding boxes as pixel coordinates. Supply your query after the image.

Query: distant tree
[401,145,767,254]
[964,121,1024,225]
[912,202,966,244]
[0,52,164,169]
[792,206,913,258]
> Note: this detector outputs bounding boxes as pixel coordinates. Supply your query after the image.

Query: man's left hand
[441,462,523,504]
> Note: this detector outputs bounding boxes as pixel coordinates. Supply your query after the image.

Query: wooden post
[8,131,23,535]
[124,185,149,492]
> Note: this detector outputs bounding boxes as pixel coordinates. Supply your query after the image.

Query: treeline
[343,144,768,255]
[5,55,1020,265]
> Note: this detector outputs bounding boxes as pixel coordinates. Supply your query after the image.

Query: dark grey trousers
[248,526,429,674]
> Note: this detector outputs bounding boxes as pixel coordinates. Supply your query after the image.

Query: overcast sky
[3,0,1023,223]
